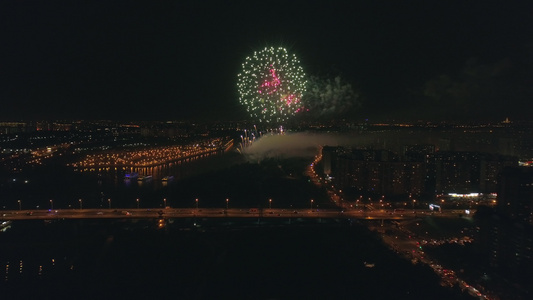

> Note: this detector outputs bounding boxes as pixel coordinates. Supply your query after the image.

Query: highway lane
[0,208,468,220]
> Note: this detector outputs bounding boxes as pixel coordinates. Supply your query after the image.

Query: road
[374,219,491,299]
[0,208,466,220]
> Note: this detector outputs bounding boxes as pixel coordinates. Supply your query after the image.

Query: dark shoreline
[0,218,473,300]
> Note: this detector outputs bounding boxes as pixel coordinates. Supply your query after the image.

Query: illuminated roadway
[0,208,468,220]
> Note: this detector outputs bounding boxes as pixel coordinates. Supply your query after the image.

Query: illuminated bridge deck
[0,208,463,221]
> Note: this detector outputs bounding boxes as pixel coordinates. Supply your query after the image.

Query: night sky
[1,0,532,122]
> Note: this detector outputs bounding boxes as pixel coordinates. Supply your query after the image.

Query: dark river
[0,149,246,210]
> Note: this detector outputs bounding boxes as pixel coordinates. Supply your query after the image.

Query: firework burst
[237,47,307,124]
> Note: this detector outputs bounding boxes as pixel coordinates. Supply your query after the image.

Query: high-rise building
[321,146,340,176]
[476,167,533,288]
[331,148,424,198]
[435,152,517,194]
[0,122,35,134]
[497,167,533,225]
[435,152,481,194]
[480,154,518,193]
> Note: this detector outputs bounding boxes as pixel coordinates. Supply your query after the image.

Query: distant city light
[447,193,480,198]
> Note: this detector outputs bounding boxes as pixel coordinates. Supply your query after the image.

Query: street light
[195,198,198,210]
[226,198,229,210]
[108,198,111,209]
[18,200,21,210]
[311,199,314,210]
[79,199,82,210]
[136,198,140,209]
[269,198,272,210]
[412,199,416,210]
[163,198,167,208]
[50,199,53,210]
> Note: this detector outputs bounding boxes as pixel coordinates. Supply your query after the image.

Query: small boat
[161,176,174,181]
[124,172,139,179]
[137,175,153,181]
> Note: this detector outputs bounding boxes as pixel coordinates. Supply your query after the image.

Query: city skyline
[2,2,533,297]
[1,107,532,299]
[1,0,532,122]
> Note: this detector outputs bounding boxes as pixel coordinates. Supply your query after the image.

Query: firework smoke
[301,75,360,119]
[241,132,357,162]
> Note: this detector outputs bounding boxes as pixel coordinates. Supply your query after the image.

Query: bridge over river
[1,208,466,221]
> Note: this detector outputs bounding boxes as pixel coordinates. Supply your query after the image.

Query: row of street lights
[13,198,164,210]
[14,198,87,210]
[12,197,312,210]
[14,198,130,210]
[17,199,56,210]
[14,198,191,210]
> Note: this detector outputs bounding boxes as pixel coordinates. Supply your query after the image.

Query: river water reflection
[1,149,246,210]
